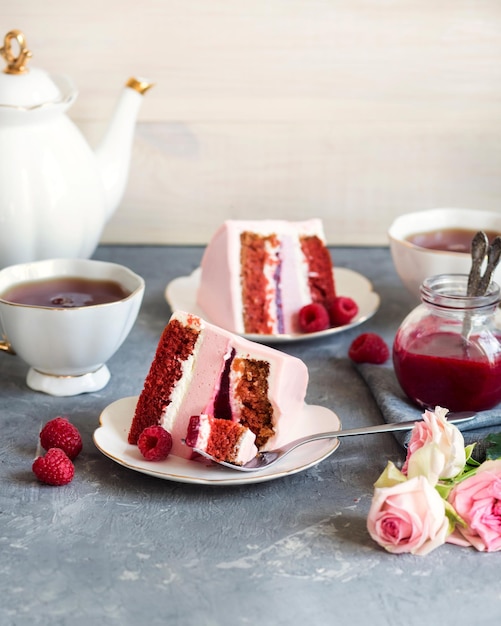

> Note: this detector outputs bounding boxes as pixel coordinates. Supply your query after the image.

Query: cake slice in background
[128,311,309,460]
[196,219,336,335]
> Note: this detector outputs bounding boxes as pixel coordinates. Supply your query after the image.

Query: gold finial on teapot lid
[0,30,32,75]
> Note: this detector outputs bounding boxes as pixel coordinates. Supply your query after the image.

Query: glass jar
[393,273,501,412]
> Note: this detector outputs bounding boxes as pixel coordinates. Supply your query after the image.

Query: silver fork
[193,412,476,472]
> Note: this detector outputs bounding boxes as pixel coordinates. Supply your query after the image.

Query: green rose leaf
[485,433,501,461]
[374,461,407,488]
[464,443,478,464]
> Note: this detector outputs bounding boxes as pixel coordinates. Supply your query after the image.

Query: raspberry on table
[329,296,359,327]
[298,303,330,333]
[40,417,83,460]
[137,426,173,461]
[348,332,390,364]
[32,448,75,486]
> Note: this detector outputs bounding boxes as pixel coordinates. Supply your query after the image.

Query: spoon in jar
[467,231,489,296]
[193,411,477,472]
[463,232,501,340]
[467,232,501,297]
[477,236,501,296]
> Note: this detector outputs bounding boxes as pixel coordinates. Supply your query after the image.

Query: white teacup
[0,258,144,396]
[388,207,501,299]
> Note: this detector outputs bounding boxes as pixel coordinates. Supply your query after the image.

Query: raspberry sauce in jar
[393,274,501,412]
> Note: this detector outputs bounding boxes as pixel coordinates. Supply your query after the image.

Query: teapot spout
[95,77,154,221]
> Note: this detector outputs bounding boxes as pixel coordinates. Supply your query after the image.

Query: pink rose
[447,459,501,552]
[403,406,465,482]
[367,475,449,555]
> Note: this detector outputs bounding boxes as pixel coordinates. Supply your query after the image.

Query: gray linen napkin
[355,363,501,455]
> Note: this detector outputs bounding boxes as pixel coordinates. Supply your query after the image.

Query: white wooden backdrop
[3,1,501,245]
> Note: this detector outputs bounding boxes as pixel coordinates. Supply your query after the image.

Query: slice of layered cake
[196,219,336,335]
[128,310,309,462]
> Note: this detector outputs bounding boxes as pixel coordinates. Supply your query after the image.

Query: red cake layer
[240,231,277,334]
[300,235,336,307]
[128,318,200,444]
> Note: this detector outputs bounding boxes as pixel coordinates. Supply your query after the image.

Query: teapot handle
[0,29,32,75]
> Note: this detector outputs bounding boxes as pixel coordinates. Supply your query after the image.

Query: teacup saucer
[26,364,111,396]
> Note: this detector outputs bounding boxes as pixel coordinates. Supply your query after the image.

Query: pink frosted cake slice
[128,310,309,460]
[196,219,336,334]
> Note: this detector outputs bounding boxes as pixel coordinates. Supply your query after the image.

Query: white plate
[93,396,342,486]
[165,267,380,343]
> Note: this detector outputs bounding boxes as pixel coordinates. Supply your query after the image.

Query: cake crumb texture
[233,357,275,448]
[206,419,247,462]
[300,235,336,306]
[240,231,278,334]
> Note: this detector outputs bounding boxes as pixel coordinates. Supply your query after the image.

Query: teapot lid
[0,29,74,109]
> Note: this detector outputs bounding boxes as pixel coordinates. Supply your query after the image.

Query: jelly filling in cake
[212,347,234,421]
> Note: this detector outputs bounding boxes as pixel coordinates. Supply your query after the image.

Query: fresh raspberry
[298,303,330,333]
[39,417,83,460]
[32,448,75,486]
[329,296,359,327]
[348,332,390,364]
[137,426,173,461]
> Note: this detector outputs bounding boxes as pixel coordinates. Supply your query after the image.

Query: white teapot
[0,30,153,268]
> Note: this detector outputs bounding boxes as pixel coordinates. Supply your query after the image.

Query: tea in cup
[388,207,501,299]
[0,258,145,396]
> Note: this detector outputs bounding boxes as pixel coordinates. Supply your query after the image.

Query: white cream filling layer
[160,340,198,434]
[233,428,258,465]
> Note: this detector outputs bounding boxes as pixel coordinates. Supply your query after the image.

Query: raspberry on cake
[128,310,309,460]
[196,219,336,335]
[186,414,258,465]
